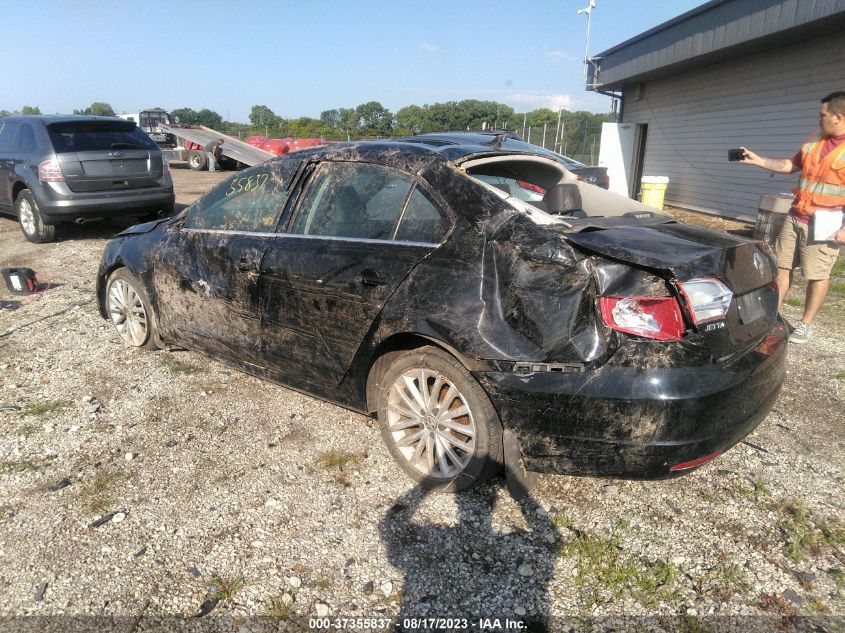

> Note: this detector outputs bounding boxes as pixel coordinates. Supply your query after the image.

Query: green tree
[395,105,430,135]
[170,107,199,125]
[249,104,277,129]
[73,102,114,116]
[195,109,223,129]
[355,101,392,137]
[0,109,12,118]
[21,105,42,115]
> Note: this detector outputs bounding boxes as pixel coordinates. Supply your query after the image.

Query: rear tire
[16,190,56,243]
[376,346,503,492]
[188,150,207,171]
[105,268,160,350]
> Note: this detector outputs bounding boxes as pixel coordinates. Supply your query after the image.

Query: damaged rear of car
[96,141,786,494]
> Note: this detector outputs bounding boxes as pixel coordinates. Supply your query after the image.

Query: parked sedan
[96,139,786,493]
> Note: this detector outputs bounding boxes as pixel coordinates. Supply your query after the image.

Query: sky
[2,0,706,123]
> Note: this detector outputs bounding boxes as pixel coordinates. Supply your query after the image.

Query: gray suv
[0,115,175,242]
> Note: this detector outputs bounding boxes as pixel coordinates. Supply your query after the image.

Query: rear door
[45,120,163,193]
[0,122,21,208]
[259,161,452,392]
[153,160,301,368]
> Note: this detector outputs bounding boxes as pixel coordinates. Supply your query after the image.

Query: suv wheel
[188,151,207,171]
[16,191,56,243]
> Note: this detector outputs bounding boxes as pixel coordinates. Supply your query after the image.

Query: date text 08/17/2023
[308,617,528,630]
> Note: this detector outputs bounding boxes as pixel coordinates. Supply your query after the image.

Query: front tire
[106,269,160,350]
[16,191,56,243]
[377,346,503,492]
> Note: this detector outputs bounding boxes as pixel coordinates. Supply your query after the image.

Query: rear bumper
[34,181,174,223]
[476,322,788,478]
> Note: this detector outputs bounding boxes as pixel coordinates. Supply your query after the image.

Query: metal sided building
[589,0,845,220]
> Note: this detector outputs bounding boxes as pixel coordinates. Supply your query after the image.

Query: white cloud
[505,93,572,111]
[546,51,575,63]
[419,42,439,54]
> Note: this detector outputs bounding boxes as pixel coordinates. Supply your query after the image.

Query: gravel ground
[0,167,842,632]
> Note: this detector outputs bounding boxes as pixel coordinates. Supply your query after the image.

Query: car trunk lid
[562,222,779,360]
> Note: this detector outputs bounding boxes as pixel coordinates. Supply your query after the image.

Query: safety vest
[792,135,845,215]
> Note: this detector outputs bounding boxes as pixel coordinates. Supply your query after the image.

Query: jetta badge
[753,251,765,276]
[109,151,123,158]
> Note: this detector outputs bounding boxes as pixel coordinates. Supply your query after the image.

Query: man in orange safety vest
[741,91,845,344]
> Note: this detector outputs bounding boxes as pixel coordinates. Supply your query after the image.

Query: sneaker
[789,321,813,344]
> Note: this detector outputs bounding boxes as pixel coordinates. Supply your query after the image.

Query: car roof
[0,115,130,125]
[270,139,570,175]
[395,132,587,166]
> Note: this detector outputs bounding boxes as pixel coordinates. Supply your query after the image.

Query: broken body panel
[97,141,786,480]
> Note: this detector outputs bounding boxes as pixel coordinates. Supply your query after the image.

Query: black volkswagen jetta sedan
[96,139,787,493]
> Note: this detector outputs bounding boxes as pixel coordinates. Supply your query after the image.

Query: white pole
[556,109,562,152]
[542,123,547,149]
[522,114,527,138]
[527,126,531,144]
[577,1,597,88]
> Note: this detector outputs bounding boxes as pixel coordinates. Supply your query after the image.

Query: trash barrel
[754,194,792,248]
[640,176,670,210]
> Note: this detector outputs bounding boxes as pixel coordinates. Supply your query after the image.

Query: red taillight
[516,180,546,195]
[670,449,723,472]
[38,158,64,182]
[162,158,171,175]
[600,174,610,189]
[600,296,685,341]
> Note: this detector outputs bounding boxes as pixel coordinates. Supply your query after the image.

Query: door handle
[354,269,386,286]
[236,256,257,272]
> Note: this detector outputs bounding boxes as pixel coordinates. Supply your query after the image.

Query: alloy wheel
[386,368,476,479]
[108,279,149,346]
[19,198,36,236]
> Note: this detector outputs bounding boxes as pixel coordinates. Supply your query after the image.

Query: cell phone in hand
[728,148,746,161]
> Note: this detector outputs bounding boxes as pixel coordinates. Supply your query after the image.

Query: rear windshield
[46,121,158,152]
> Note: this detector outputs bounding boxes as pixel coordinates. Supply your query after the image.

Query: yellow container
[640,176,669,210]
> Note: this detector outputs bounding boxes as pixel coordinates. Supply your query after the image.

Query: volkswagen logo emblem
[109,151,124,158]
[753,251,765,276]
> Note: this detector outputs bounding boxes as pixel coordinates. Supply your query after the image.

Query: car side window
[16,124,37,153]
[394,186,450,243]
[0,122,20,152]
[289,162,413,240]
[184,160,301,232]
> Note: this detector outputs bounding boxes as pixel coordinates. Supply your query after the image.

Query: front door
[259,161,452,394]
[153,160,301,369]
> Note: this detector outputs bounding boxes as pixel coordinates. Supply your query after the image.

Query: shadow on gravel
[380,485,556,631]
[41,205,187,244]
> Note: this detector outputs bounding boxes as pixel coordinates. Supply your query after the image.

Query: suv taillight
[162,157,171,175]
[38,158,64,182]
[678,278,733,324]
[600,296,685,341]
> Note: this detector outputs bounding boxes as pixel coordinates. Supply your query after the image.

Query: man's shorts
[775,216,841,280]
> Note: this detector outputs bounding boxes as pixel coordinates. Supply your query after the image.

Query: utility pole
[577,0,597,89]
[556,109,562,152]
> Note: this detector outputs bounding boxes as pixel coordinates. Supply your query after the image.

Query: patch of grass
[21,400,66,416]
[759,592,797,618]
[831,257,845,279]
[209,573,247,604]
[710,562,749,601]
[315,575,333,590]
[0,459,44,474]
[784,297,803,307]
[805,596,831,614]
[558,525,680,607]
[752,479,771,505]
[830,281,845,295]
[699,490,716,503]
[834,370,845,381]
[16,423,39,438]
[315,450,367,486]
[771,498,844,560]
[265,595,292,619]
[158,355,202,375]
[79,469,123,515]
